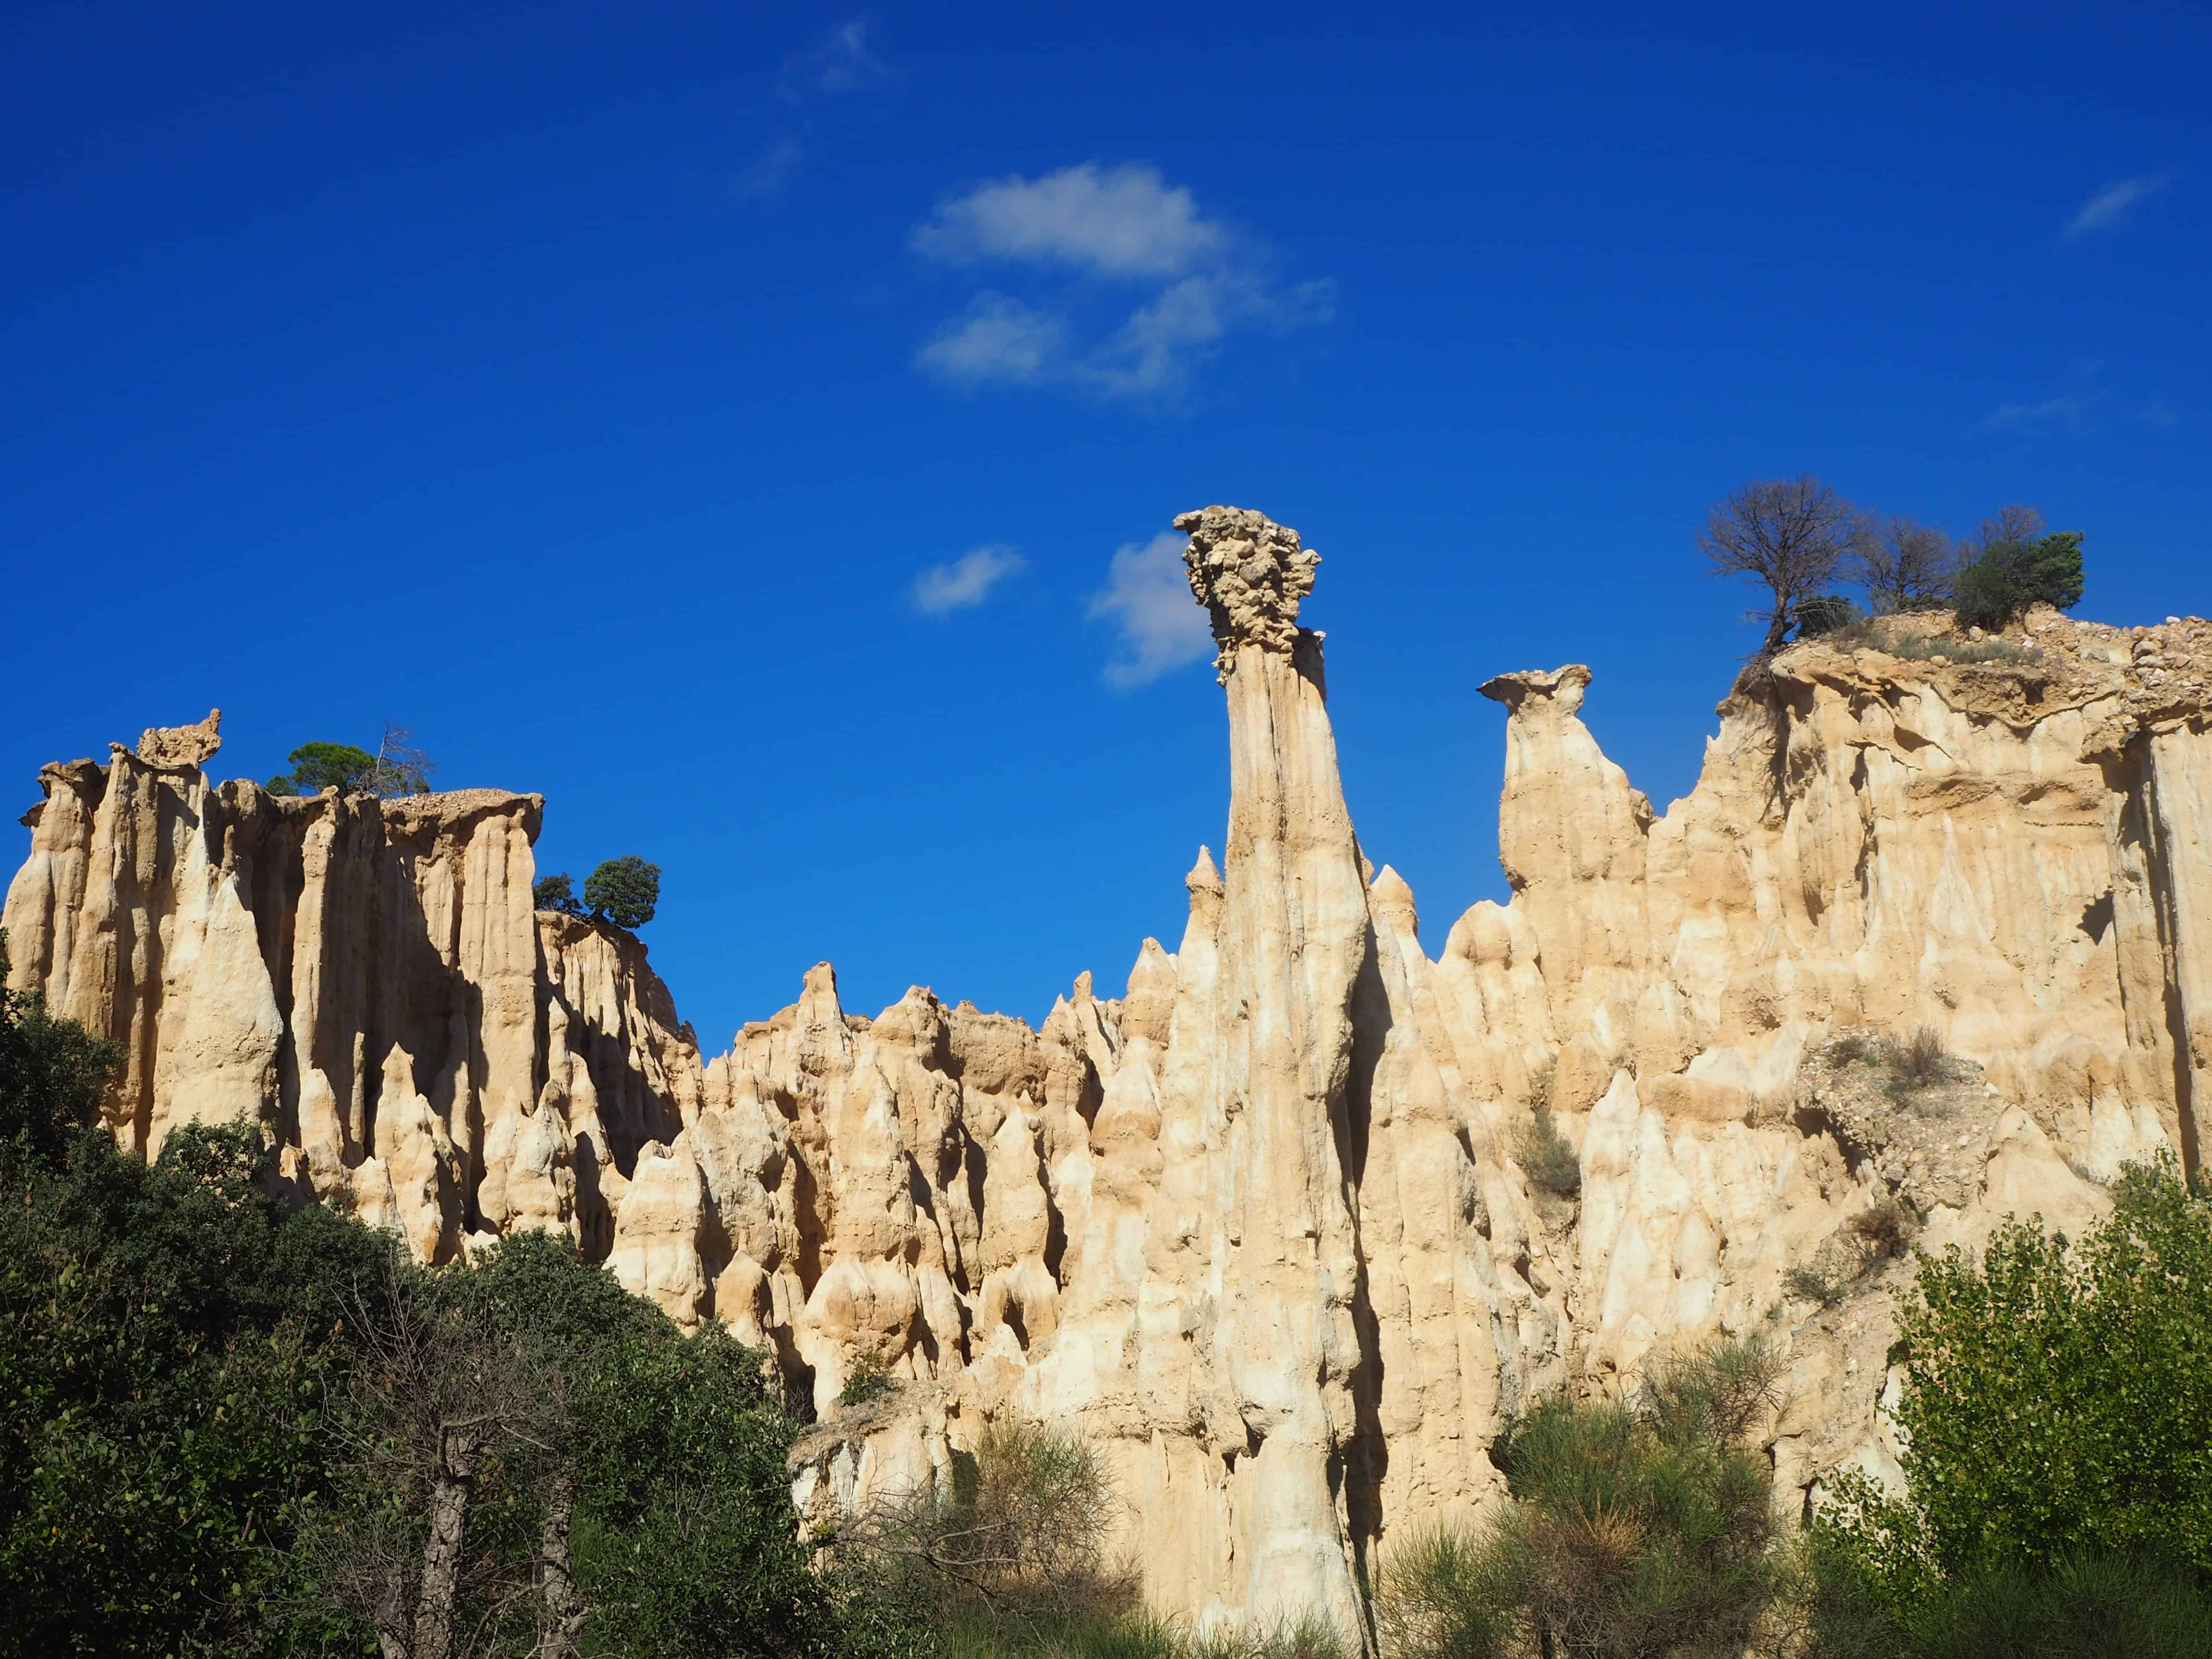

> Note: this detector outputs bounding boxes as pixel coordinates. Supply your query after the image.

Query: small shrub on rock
[1517,1107,1581,1199]
[838,1354,898,1408]
[1847,1196,1920,1262]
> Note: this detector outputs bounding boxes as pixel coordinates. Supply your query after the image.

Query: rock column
[1177,506,1370,1633]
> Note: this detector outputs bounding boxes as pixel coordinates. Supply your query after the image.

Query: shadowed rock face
[8,515,2211,1635]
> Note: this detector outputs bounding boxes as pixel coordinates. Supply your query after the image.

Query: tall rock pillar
[1176,506,1370,1633]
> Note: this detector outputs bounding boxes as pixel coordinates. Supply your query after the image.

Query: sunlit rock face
[8,521,2209,1633]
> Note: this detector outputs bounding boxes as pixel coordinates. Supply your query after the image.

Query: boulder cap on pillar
[1174,505,1321,684]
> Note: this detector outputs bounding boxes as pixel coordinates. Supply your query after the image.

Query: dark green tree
[265,740,376,796]
[535,872,586,915]
[1950,505,2085,631]
[584,857,661,931]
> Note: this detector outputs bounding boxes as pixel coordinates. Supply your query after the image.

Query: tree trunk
[537,1468,586,1659]
[413,1424,483,1659]
[375,1556,414,1659]
[1761,605,1791,655]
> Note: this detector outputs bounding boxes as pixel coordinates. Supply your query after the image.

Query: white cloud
[913,544,1025,614]
[916,294,1066,384]
[910,162,1328,402]
[913,163,1224,277]
[2063,174,2166,240]
[1089,531,1213,686]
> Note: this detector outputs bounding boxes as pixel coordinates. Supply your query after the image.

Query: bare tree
[1853,515,1956,614]
[305,1263,560,1659]
[848,1420,1128,1630]
[1699,476,1863,654]
[367,723,437,797]
[1959,502,2046,562]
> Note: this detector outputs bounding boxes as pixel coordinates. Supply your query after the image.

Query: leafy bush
[1379,1338,1790,1659]
[1808,1507,2212,1659]
[839,1354,900,1408]
[1893,1156,2212,1576]
[0,933,120,1161]
[1810,1157,2212,1656]
[1516,1107,1581,1199]
[1797,593,1863,637]
[585,856,661,931]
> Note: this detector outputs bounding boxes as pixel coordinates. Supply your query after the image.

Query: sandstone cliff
[8,531,2209,1635]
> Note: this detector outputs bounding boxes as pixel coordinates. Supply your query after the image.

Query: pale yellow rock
[9,580,2209,1640]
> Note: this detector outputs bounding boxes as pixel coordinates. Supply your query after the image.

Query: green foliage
[1899,1554,2212,1658]
[1795,593,1863,637]
[1515,1107,1581,1199]
[1809,1156,2212,1654]
[0,933,120,1161]
[265,728,435,798]
[1380,1338,1789,1658]
[265,740,376,796]
[584,855,661,930]
[840,1352,900,1407]
[0,1082,391,1656]
[852,1420,1148,1654]
[573,1322,829,1658]
[534,871,586,915]
[1891,1155,2212,1578]
[1784,1261,1847,1308]
[1805,1515,2212,1659]
[1952,529,2085,631]
[0,962,859,1657]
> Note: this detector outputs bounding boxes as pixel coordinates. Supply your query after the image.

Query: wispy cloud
[1090,531,1212,686]
[733,136,804,200]
[912,545,1025,614]
[916,294,1066,384]
[739,23,891,202]
[779,20,891,100]
[912,162,1330,401]
[2062,174,2166,240]
[1983,394,2092,433]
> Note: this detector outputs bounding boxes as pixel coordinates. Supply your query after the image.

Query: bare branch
[1699,476,1862,655]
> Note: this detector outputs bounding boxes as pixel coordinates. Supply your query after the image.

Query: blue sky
[4,2,2206,1044]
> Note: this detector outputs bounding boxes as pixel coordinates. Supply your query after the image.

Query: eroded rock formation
[8,515,2209,1636]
